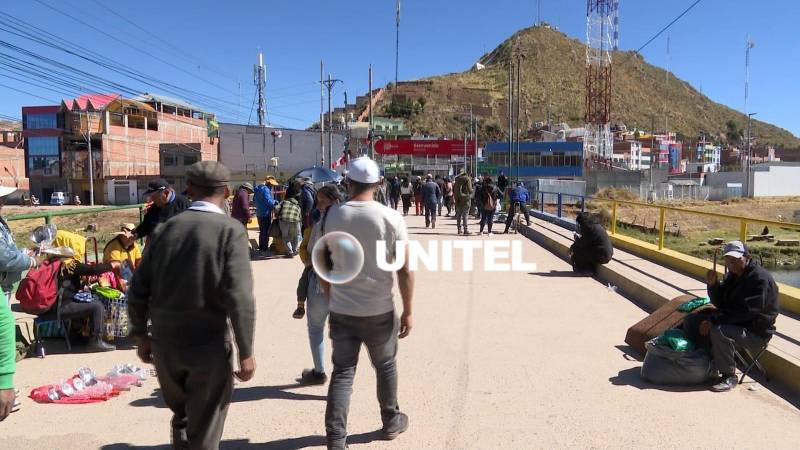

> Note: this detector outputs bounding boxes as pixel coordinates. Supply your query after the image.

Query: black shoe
[711,375,738,392]
[87,338,115,352]
[292,306,306,319]
[382,412,409,440]
[300,368,328,385]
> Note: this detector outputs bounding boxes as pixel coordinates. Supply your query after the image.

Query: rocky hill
[373,26,799,148]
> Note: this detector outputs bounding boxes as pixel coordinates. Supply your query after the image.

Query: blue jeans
[306,273,329,373]
[257,216,272,251]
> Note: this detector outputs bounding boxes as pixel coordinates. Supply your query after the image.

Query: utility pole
[649,114,655,201]
[320,60,325,166]
[369,64,374,158]
[507,61,514,179]
[254,52,266,127]
[469,105,473,175]
[746,112,757,198]
[744,36,755,174]
[322,74,343,169]
[516,52,522,183]
[395,0,401,92]
[82,111,95,206]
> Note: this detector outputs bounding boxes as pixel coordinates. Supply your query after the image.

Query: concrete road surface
[2,213,799,449]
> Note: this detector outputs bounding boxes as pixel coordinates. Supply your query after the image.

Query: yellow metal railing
[596,199,800,251]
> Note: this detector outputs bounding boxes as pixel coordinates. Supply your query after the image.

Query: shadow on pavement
[101,431,381,449]
[614,344,643,362]
[609,367,710,392]
[528,270,590,278]
[130,384,326,408]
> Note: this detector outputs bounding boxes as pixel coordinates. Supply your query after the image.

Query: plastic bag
[641,338,713,385]
[654,329,695,352]
[678,297,711,312]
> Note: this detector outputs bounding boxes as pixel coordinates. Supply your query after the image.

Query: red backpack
[16,258,62,315]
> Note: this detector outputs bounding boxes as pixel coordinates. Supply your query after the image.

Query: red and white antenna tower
[584,0,619,162]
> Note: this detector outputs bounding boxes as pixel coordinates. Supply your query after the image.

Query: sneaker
[463,231,472,236]
[300,368,328,385]
[292,306,306,319]
[382,412,409,440]
[457,229,462,235]
[11,389,20,413]
[711,375,738,392]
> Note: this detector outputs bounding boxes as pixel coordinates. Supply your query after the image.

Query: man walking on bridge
[422,174,441,229]
[321,156,414,450]
[129,161,256,448]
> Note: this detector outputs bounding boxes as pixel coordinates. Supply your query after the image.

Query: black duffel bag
[640,338,713,385]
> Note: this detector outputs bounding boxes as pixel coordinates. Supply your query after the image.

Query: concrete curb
[520,222,800,397]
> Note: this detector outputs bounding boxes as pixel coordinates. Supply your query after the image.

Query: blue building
[484,141,583,178]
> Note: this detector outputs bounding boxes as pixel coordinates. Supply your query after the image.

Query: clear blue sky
[2,0,798,138]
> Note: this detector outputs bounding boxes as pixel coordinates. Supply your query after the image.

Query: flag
[332,151,348,169]
[206,116,219,138]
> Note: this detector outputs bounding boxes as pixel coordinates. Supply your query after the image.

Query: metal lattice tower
[254,52,266,127]
[584,0,618,160]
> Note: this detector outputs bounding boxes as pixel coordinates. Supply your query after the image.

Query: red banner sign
[375,139,475,156]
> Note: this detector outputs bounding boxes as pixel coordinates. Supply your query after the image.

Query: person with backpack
[453,170,473,235]
[478,176,501,235]
[412,176,423,216]
[442,177,454,216]
[18,247,119,352]
[275,189,303,257]
[399,178,413,216]
[471,177,483,218]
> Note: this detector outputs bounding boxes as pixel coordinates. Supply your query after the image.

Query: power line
[31,0,239,97]
[0,81,58,103]
[87,0,240,82]
[636,0,703,54]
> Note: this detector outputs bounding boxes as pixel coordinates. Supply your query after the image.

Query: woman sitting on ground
[570,212,614,276]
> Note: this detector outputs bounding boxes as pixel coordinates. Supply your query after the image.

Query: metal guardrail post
[581,196,585,213]
[557,194,563,218]
[739,219,747,242]
[658,207,666,250]
[540,192,544,213]
[44,214,52,225]
[611,201,617,234]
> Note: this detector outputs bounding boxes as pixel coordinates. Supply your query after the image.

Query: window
[28,156,60,176]
[183,154,199,166]
[28,136,59,155]
[25,113,57,129]
[163,154,178,166]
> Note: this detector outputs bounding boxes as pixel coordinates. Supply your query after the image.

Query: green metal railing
[6,204,145,225]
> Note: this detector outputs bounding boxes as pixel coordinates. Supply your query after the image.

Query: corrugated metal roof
[65,93,120,111]
[132,93,199,111]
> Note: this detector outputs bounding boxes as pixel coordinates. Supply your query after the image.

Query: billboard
[375,139,474,156]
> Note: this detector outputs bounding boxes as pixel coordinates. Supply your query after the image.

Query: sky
[2,0,799,137]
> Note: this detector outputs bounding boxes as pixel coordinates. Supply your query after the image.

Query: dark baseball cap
[187,161,231,188]
[143,178,170,195]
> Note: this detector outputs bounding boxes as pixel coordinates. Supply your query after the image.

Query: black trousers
[59,299,105,337]
[153,340,233,450]
[504,202,531,231]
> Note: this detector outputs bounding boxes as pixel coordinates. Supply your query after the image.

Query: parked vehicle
[50,191,66,206]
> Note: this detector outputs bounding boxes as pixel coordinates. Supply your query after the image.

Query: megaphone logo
[311,231,365,285]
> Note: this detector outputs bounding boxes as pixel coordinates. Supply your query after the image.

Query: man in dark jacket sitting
[569,212,613,275]
[503,182,531,233]
[687,241,779,392]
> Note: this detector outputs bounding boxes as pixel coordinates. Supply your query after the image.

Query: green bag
[655,329,695,352]
[93,286,122,300]
[678,297,710,312]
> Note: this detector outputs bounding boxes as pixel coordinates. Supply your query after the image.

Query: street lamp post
[271,129,282,174]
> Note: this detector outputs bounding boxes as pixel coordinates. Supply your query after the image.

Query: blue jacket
[421,181,441,206]
[0,217,32,290]
[510,186,530,203]
[253,184,276,217]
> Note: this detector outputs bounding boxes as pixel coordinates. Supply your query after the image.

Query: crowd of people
[0,157,784,449]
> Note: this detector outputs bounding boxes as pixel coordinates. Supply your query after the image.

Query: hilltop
[372,26,799,148]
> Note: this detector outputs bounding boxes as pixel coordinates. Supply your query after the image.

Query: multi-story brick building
[0,121,27,194]
[22,93,217,204]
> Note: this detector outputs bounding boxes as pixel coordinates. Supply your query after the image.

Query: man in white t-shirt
[320,156,414,449]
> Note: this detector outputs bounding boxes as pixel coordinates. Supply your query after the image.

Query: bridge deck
[3,214,799,449]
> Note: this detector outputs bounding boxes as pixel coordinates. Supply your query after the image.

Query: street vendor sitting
[683,240,779,392]
[103,223,141,291]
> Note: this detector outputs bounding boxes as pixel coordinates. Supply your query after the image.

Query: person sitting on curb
[683,241,779,392]
[569,212,613,275]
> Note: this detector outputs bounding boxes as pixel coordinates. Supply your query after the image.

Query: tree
[725,120,742,146]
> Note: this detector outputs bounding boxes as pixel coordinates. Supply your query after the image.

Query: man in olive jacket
[453,170,473,235]
[129,161,256,449]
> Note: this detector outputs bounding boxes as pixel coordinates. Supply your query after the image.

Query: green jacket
[453,173,473,207]
[0,290,14,390]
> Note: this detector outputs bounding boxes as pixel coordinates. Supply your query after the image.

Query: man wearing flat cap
[133,178,190,240]
[128,161,257,448]
[685,240,779,392]
[231,182,254,228]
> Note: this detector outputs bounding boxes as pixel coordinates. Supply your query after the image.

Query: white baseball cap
[723,240,747,259]
[347,157,380,184]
